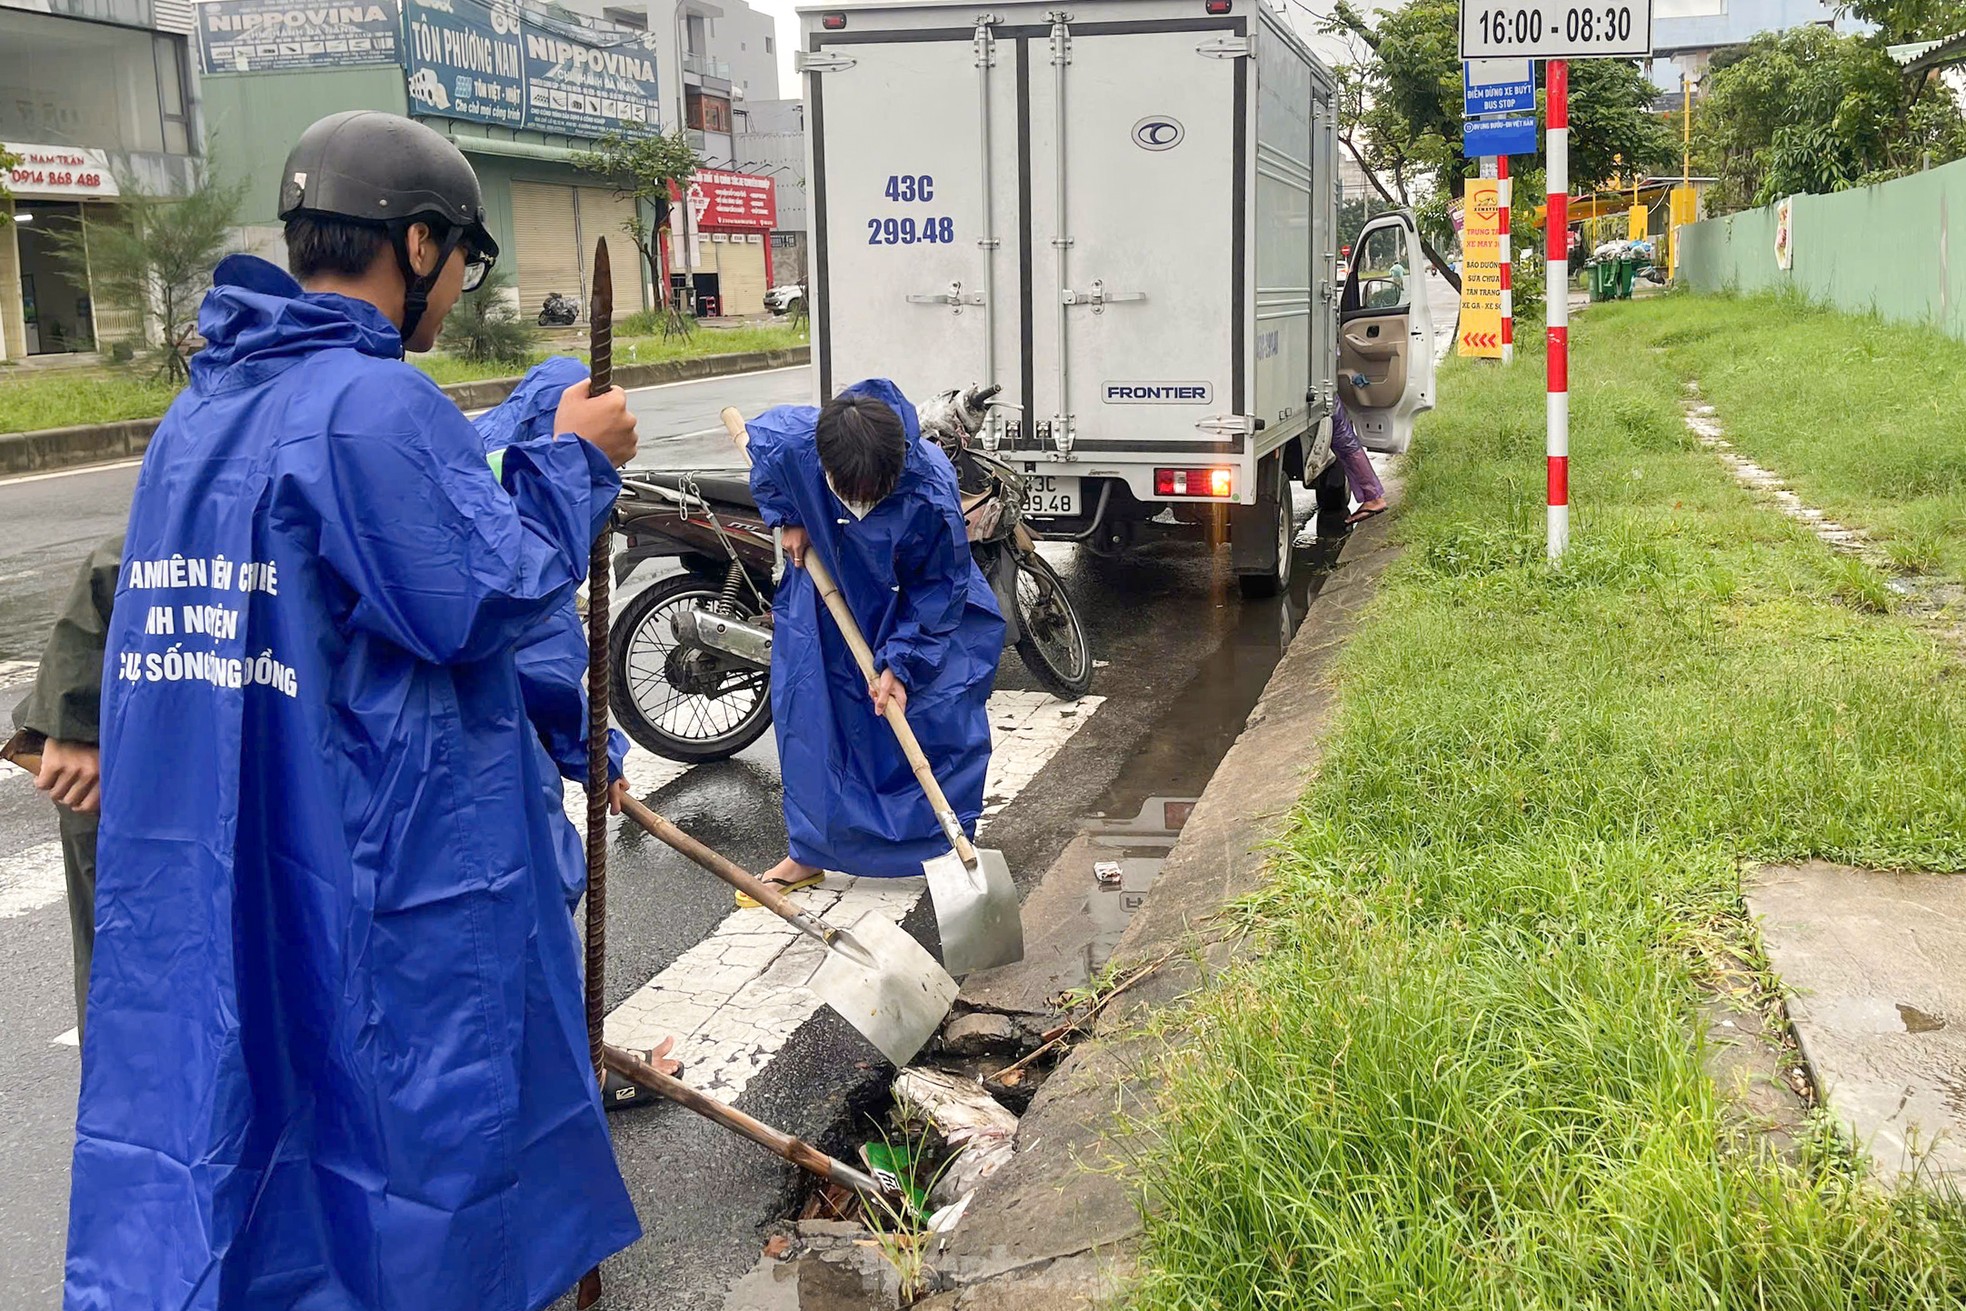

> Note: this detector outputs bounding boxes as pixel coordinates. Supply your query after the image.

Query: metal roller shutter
[577,187,645,313]
[511,181,583,322]
[715,235,767,316]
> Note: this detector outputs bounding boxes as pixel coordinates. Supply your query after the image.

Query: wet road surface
[0,271,1453,1307]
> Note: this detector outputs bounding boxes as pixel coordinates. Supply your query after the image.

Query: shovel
[717,408,1025,977]
[617,794,956,1066]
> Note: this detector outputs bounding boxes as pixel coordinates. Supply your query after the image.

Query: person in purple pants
[1331,394,1389,525]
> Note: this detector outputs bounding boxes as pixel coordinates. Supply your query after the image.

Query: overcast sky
[743,0,1367,101]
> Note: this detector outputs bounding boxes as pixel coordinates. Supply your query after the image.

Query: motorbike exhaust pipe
[671,607,774,670]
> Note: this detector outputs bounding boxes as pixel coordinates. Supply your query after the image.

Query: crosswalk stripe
[603,690,1101,1100]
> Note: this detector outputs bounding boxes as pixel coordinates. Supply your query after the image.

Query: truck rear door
[1027,18,1246,465]
[807,26,1021,414]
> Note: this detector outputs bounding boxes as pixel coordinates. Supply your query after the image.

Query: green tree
[1834,0,1966,41]
[1325,0,1673,285]
[1696,26,1966,211]
[438,266,540,367]
[53,169,247,381]
[571,130,699,311]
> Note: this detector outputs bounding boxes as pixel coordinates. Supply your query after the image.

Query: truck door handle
[1061,280,1145,313]
[906,281,986,311]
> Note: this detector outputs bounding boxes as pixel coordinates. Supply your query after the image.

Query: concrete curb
[918,502,1409,1310]
[0,346,810,477]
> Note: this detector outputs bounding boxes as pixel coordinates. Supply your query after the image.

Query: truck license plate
[1023,476,1080,517]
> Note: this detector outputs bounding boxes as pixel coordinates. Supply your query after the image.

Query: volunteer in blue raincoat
[742,381,1004,897]
[66,113,644,1311]
[475,360,681,1099]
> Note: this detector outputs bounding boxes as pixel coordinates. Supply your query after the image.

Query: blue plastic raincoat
[66,256,641,1311]
[473,356,629,911]
[746,379,1004,877]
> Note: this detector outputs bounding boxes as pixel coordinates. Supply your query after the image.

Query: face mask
[826,473,882,522]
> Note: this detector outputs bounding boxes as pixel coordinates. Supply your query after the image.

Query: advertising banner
[4,143,120,200]
[677,169,778,231]
[402,0,660,137]
[521,25,662,137]
[1457,177,1503,359]
[402,0,524,128]
[196,0,401,74]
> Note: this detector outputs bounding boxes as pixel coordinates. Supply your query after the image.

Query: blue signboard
[1464,58,1536,117]
[197,0,400,74]
[401,0,661,137]
[1464,115,1538,158]
[521,25,663,137]
[402,0,524,128]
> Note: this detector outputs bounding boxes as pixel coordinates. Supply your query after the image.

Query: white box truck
[798,0,1434,595]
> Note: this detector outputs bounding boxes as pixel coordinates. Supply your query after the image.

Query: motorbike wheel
[610,573,775,764]
[1011,549,1094,700]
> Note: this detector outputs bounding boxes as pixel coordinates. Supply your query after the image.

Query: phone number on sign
[1459,1,1651,57]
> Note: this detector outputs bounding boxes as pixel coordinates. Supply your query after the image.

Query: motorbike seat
[634,470,758,509]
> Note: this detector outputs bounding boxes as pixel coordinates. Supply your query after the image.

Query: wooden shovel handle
[603,1044,886,1197]
[719,406,751,454]
[617,794,839,944]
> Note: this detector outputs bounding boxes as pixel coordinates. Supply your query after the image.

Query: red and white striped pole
[1545,59,1569,560]
[1498,154,1513,365]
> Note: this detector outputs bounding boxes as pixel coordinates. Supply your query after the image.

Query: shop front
[671,167,776,318]
[3,145,124,359]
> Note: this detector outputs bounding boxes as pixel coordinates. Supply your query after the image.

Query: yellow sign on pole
[1458,178,1502,359]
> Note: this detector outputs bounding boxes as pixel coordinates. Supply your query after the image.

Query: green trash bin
[1611,257,1637,299]
[1585,262,1608,302]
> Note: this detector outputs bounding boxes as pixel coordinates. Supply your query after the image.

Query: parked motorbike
[537,292,579,327]
[607,384,1095,763]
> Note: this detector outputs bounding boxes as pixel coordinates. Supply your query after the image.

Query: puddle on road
[1060,536,1341,982]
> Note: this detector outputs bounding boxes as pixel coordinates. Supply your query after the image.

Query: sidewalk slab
[1749,861,1966,1187]
[922,506,1406,1305]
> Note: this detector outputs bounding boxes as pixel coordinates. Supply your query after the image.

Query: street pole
[1546,58,1569,561]
[1498,153,1513,365]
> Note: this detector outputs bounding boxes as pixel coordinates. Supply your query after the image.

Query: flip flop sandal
[735,872,825,909]
[1345,505,1388,526]
[602,1047,680,1113]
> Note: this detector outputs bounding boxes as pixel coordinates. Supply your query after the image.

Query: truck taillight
[1155,468,1234,497]
[1204,0,1233,12]
[822,12,847,28]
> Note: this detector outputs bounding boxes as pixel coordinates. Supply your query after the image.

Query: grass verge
[0,322,807,434]
[1126,307,1966,1308]
[1590,292,1966,579]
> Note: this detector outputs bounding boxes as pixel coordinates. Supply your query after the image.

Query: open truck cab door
[1337,211,1434,455]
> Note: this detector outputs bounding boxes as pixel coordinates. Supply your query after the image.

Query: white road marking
[604,691,1100,1101]
[0,458,143,488]
[52,1028,78,1047]
[0,840,66,920]
[0,658,39,688]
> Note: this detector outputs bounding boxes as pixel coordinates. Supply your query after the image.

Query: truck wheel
[1314,460,1352,540]
[1235,452,1292,599]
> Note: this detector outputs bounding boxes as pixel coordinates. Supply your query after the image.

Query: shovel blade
[809,910,959,1067]
[923,846,1024,976]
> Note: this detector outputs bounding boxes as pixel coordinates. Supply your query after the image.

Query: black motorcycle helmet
[277,111,499,343]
